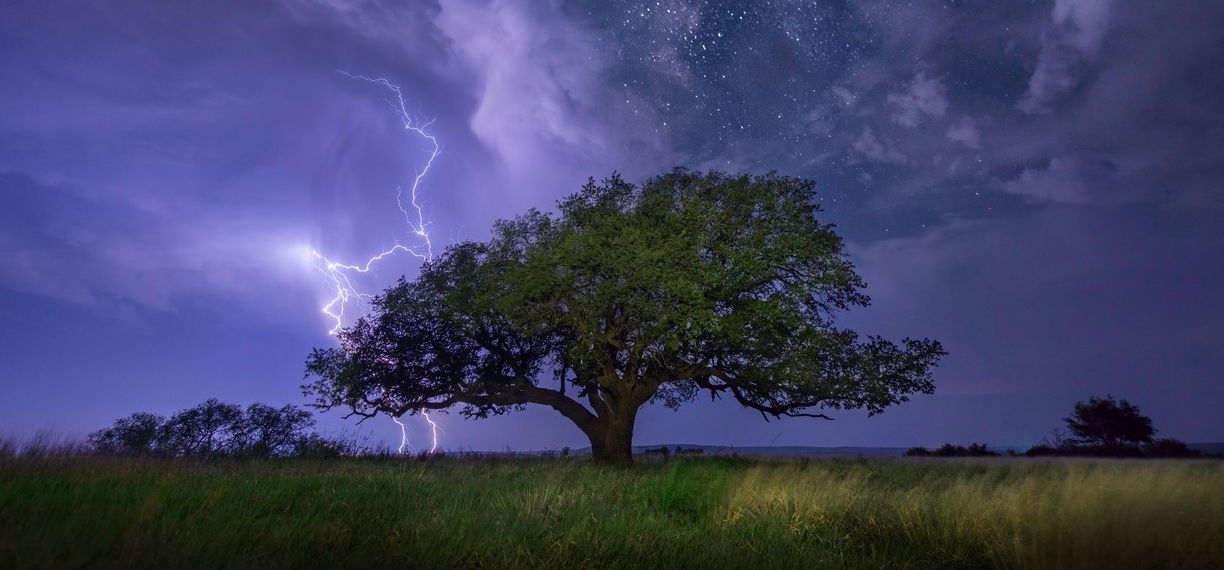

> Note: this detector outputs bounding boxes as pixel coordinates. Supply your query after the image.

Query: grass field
[1,456,1221,569]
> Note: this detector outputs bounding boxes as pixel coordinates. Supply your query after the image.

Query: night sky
[2,0,1222,451]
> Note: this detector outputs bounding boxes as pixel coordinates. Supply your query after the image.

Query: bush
[1144,438,1202,458]
[292,433,366,459]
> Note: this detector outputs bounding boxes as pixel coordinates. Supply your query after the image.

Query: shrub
[907,443,999,457]
[1144,438,1202,458]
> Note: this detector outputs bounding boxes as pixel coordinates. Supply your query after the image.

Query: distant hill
[1189,442,1224,455]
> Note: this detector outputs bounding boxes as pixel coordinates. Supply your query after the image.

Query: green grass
[1,456,1221,569]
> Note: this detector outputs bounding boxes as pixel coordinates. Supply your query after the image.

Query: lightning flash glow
[312,72,441,454]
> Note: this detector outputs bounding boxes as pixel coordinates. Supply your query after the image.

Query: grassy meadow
[1,455,1221,569]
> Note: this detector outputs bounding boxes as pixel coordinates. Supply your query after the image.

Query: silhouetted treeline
[88,398,357,458]
[906,443,999,457]
[1025,439,1203,458]
[641,446,706,457]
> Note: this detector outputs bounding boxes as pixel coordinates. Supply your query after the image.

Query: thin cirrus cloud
[887,72,949,127]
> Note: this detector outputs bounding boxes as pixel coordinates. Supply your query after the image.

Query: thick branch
[385,382,598,432]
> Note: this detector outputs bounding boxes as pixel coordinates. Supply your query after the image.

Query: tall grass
[723,459,1224,568]
[0,431,89,459]
[1,456,1220,569]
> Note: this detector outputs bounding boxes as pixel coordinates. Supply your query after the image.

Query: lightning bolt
[312,72,442,455]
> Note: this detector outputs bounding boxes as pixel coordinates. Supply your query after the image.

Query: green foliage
[305,170,945,462]
[2,457,1222,569]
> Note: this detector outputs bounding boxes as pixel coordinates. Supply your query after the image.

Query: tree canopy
[1063,395,1155,448]
[305,170,945,463]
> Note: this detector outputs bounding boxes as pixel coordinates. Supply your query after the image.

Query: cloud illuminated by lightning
[312,72,442,454]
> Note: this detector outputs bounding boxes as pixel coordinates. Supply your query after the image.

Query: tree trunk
[587,408,638,465]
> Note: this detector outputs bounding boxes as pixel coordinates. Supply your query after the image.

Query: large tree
[305,170,945,464]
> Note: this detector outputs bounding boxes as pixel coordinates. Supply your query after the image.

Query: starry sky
[2,0,1223,450]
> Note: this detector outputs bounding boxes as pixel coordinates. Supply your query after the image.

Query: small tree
[88,412,165,455]
[159,399,245,457]
[236,403,316,457]
[1064,395,1155,448]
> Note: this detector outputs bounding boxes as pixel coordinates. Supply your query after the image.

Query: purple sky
[2,0,1222,451]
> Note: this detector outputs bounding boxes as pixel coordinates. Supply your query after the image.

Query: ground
[1,455,1221,569]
